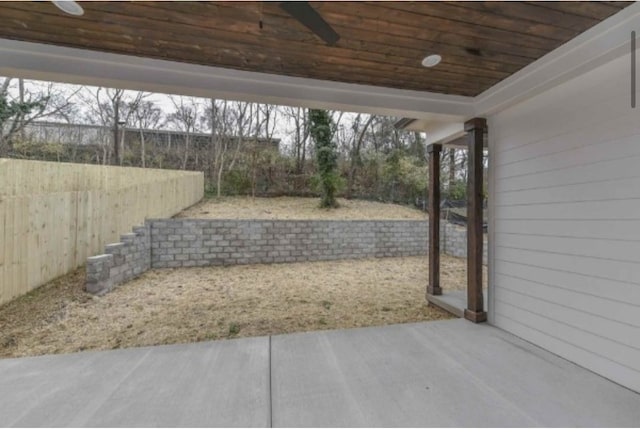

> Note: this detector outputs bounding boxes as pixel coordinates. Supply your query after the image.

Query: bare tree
[329,110,344,142]
[207,98,227,195]
[0,77,80,156]
[133,100,163,168]
[247,103,277,197]
[283,106,310,174]
[206,99,238,197]
[167,96,201,170]
[118,92,145,165]
[79,87,144,165]
[111,89,125,165]
[448,148,456,192]
[220,101,251,194]
[206,100,265,197]
[345,113,376,198]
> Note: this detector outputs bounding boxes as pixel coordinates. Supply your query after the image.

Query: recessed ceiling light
[52,0,84,16]
[421,54,442,68]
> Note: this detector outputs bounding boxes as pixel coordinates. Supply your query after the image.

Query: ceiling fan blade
[279,2,340,46]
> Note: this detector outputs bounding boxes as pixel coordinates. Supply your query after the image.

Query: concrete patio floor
[1,319,639,427]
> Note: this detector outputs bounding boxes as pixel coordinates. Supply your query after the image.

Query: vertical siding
[490,53,640,393]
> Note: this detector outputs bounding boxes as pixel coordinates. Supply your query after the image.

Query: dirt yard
[0,256,483,359]
[176,196,427,220]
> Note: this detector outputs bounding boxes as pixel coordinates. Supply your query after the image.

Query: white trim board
[0,1,638,137]
[0,38,472,121]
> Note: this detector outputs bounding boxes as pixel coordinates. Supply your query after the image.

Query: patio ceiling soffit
[0,2,638,144]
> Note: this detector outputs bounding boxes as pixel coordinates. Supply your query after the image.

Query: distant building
[21,121,280,153]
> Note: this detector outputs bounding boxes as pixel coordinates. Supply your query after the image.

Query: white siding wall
[489,53,640,393]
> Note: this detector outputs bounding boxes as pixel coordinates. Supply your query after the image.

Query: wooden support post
[427,143,442,297]
[464,118,487,323]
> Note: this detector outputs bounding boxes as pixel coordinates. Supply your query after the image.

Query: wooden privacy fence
[0,159,204,305]
[0,158,204,195]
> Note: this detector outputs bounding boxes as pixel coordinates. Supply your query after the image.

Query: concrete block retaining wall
[85,218,487,293]
[86,225,151,295]
[442,223,489,265]
[150,219,428,268]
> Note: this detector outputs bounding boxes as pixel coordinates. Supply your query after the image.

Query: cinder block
[105,242,125,254]
[87,254,114,265]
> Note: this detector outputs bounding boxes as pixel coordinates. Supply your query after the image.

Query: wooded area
[0,77,479,207]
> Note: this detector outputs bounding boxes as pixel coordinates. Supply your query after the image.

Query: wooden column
[464,118,487,323]
[427,143,442,296]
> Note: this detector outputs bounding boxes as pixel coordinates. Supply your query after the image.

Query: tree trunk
[216,153,225,198]
[113,101,120,166]
[295,111,302,173]
[346,115,375,199]
[448,148,456,191]
[119,126,126,166]
[251,151,257,198]
[140,129,146,168]
[301,137,306,173]
[18,78,25,143]
[182,133,189,170]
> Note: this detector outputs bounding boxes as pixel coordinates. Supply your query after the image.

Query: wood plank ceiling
[0,1,631,97]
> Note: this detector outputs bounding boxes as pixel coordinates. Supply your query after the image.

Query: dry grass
[0,255,481,359]
[176,196,427,220]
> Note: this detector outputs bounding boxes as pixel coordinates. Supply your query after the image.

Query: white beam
[403,119,466,145]
[0,38,474,119]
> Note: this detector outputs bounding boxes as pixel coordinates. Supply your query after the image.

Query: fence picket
[0,159,204,305]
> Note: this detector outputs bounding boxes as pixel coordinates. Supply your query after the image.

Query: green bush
[222,168,252,195]
[446,179,467,200]
[310,171,345,200]
[382,149,427,205]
